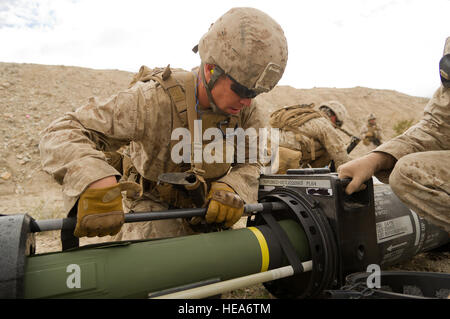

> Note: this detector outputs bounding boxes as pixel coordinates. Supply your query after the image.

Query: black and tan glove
[74,181,141,238]
[205,182,244,228]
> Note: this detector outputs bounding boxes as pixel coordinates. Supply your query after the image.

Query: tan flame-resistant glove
[205,182,244,228]
[74,181,141,238]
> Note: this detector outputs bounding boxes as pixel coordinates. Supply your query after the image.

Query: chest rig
[131,65,240,208]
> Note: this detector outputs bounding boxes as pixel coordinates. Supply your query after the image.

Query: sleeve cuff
[62,157,121,198]
[218,165,260,204]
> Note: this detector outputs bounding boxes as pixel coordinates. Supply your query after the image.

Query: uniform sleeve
[302,117,351,168]
[374,85,450,181]
[39,84,148,207]
[375,86,450,159]
[218,100,269,204]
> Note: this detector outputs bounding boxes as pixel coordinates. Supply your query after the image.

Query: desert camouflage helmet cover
[318,101,348,124]
[368,113,377,121]
[197,7,288,93]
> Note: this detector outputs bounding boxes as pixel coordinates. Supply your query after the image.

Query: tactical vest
[125,65,239,208]
[270,104,326,163]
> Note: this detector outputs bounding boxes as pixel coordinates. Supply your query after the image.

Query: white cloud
[0,0,57,28]
[0,0,449,97]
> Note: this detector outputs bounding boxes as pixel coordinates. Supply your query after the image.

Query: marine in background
[361,113,383,146]
[270,101,359,174]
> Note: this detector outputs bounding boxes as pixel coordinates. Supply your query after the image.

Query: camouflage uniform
[271,103,351,172]
[39,67,266,240]
[374,39,450,233]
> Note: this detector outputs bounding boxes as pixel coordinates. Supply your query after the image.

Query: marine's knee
[389,154,419,193]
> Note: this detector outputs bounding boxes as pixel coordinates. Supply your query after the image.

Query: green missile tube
[23,219,310,299]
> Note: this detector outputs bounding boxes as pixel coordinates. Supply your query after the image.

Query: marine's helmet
[318,101,348,127]
[368,113,377,121]
[194,7,288,107]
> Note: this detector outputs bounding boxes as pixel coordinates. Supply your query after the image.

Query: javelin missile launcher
[0,170,448,299]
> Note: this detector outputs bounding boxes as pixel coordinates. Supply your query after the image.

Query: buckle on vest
[157,171,207,208]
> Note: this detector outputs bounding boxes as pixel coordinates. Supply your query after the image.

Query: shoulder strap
[130,65,189,117]
[174,72,205,175]
[135,65,204,175]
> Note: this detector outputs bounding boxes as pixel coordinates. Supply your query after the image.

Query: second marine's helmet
[318,101,348,127]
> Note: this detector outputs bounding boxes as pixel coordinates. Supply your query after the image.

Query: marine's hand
[338,152,396,195]
[337,153,378,195]
[74,180,141,238]
[205,182,244,228]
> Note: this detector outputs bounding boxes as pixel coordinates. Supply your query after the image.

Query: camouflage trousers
[389,151,450,234]
[112,186,197,241]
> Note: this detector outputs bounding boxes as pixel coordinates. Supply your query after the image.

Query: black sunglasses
[228,75,258,99]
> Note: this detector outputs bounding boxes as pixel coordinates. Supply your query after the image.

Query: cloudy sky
[0,0,449,98]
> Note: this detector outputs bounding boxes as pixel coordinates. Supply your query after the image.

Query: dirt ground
[0,62,448,298]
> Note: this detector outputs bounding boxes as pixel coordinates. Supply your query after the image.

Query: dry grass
[393,119,415,136]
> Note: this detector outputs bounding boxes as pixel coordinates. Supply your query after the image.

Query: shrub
[393,119,415,136]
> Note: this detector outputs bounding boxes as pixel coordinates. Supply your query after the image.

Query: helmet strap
[199,62,229,116]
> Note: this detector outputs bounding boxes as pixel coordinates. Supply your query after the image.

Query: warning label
[376,216,413,243]
[259,178,331,189]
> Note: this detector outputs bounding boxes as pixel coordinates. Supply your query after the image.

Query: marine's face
[329,114,337,125]
[210,75,253,115]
